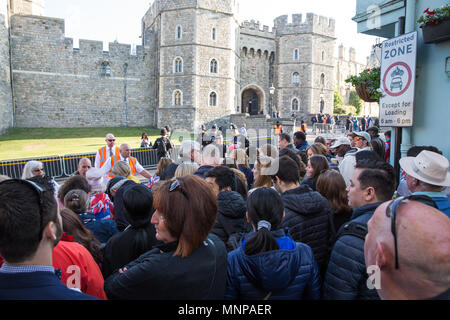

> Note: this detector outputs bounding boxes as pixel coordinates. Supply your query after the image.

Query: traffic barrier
[0,155,63,179]
[62,153,96,177]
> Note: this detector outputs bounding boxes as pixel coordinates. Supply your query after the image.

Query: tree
[333,90,346,115]
[349,90,363,115]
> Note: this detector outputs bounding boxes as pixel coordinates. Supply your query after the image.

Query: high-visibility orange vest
[274,125,283,135]
[98,146,120,168]
[128,157,137,175]
[300,123,308,133]
[107,155,120,179]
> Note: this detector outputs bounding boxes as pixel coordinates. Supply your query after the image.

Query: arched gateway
[240,85,265,115]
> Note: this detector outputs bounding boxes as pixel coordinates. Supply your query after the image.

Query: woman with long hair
[249,156,275,195]
[225,187,321,300]
[301,154,330,191]
[147,157,173,189]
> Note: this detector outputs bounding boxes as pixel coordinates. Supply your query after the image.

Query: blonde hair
[254,156,275,188]
[231,148,249,168]
[112,161,131,177]
[174,162,200,178]
[156,158,173,176]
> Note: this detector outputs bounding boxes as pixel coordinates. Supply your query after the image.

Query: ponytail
[244,219,278,256]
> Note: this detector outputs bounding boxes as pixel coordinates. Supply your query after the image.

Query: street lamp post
[269,85,275,118]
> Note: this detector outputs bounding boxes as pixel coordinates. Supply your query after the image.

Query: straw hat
[399,150,450,187]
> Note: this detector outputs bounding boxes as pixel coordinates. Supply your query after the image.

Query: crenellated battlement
[274,13,335,38]
[240,19,275,38]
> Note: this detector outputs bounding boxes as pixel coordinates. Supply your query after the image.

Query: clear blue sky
[44,0,380,63]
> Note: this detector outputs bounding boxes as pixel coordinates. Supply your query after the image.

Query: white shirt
[95,145,119,169]
[240,127,247,137]
[100,154,144,177]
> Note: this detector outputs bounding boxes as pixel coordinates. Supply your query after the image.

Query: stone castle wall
[10,15,155,128]
[0,1,13,134]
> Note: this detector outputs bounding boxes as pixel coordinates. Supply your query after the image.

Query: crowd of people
[0,122,449,301]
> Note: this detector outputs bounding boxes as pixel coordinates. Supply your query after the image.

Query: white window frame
[292,72,300,85]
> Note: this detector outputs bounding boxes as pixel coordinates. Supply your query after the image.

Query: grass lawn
[0,127,165,161]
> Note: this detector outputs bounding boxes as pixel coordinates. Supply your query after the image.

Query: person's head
[58,175,91,205]
[200,124,206,133]
[64,189,90,214]
[384,130,391,140]
[365,199,450,299]
[258,144,278,158]
[307,142,327,160]
[201,144,222,166]
[77,158,92,177]
[123,184,154,228]
[231,168,248,201]
[407,145,442,157]
[306,154,329,180]
[231,148,249,169]
[355,150,382,163]
[160,128,167,136]
[151,175,217,257]
[347,160,396,209]
[119,144,132,159]
[141,132,148,139]
[293,131,306,148]
[253,156,275,188]
[245,187,285,256]
[105,133,116,148]
[329,137,351,157]
[174,162,200,178]
[353,131,371,149]
[314,136,326,146]
[155,158,173,176]
[205,165,236,196]
[21,161,44,179]
[316,170,350,215]
[59,208,102,264]
[85,167,106,193]
[278,133,291,149]
[178,140,202,164]
[347,133,356,148]
[279,147,306,179]
[326,138,336,150]
[0,179,62,263]
[105,176,126,201]
[370,137,386,161]
[112,160,131,178]
[272,156,300,193]
[164,126,171,134]
[366,126,379,138]
[400,150,450,193]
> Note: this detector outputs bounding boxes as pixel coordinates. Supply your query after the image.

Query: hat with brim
[354,131,371,143]
[399,150,450,187]
[330,137,351,149]
[86,168,106,192]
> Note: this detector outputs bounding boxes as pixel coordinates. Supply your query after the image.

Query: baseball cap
[354,131,371,143]
[330,137,351,149]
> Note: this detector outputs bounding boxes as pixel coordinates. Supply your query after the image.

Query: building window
[174,90,182,106]
[320,73,325,86]
[212,28,216,41]
[293,72,300,85]
[101,62,111,77]
[210,59,218,73]
[292,98,299,111]
[174,57,183,73]
[209,92,217,106]
[322,51,325,61]
[294,49,299,61]
[177,26,182,39]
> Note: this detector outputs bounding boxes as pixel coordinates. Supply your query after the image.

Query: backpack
[217,214,246,252]
[156,137,167,156]
[335,221,368,241]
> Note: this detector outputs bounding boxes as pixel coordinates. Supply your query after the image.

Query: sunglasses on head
[169,179,189,199]
[385,194,438,269]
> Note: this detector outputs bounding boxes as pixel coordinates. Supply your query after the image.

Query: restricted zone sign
[380,31,417,127]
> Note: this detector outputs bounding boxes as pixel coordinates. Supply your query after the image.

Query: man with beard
[0,179,96,299]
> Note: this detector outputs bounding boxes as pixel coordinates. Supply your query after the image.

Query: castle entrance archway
[241,85,265,115]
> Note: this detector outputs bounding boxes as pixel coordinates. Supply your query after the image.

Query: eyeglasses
[353,136,363,141]
[385,194,438,269]
[169,179,189,199]
[107,139,115,142]
[33,168,44,173]
[0,179,46,241]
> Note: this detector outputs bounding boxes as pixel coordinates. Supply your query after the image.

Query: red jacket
[53,240,107,300]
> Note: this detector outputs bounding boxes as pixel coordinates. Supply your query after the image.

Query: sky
[44,0,381,64]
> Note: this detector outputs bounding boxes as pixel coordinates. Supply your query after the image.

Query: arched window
[210,59,218,73]
[292,98,299,111]
[177,26,182,39]
[209,92,217,106]
[293,72,300,85]
[101,62,111,77]
[212,28,216,41]
[294,49,299,61]
[322,51,325,61]
[174,90,182,106]
[320,73,325,86]
[174,57,183,73]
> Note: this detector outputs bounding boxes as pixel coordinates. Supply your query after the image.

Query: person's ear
[43,221,57,241]
[365,186,376,202]
[376,241,388,269]
[275,176,282,186]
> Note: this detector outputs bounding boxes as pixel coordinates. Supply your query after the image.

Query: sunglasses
[33,168,44,173]
[169,179,189,199]
[0,179,46,241]
[107,139,116,142]
[385,194,438,269]
[353,136,364,141]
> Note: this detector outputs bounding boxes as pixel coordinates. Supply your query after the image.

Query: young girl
[225,187,321,300]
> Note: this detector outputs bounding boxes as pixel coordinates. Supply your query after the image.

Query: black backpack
[155,137,167,156]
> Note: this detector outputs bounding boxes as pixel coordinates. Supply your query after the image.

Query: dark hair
[27,175,56,194]
[141,132,147,139]
[407,145,442,157]
[316,170,350,215]
[355,150,381,163]
[122,184,156,256]
[314,136,326,145]
[205,166,235,191]
[64,189,90,214]
[370,137,386,161]
[58,175,91,204]
[0,180,58,263]
[279,133,291,143]
[245,187,284,256]
[232,174,248,201]
[274,156,300,184]
[153,175,217,257]
[308,155,330,180]
[384,130,391,138]
[164,125,171,132]
[105,176,126,201]
[355,160,396,202]
[161,128,167,135]
[60,208,102,264]
[279,148,306,179]
[293,131,306,141]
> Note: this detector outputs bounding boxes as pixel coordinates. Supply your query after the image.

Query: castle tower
[9,0,44,16]
[274,13,336,119]
[0,0,13,134]
[142,0,240,131]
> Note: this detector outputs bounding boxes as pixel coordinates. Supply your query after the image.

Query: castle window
[292,98,299,111]
[209,92,217,106]
[174,57,183,73]
[173,90,183,106]
[322,51,325,61]
[177,26,182,39]
[212,28,216,41]
[101,62,111,77]
[293,72,300,85]
[210,59,218,73]
[320,73,325,86]
[294,49,299,61]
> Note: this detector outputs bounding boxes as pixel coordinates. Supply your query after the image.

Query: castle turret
[9,0,44,16]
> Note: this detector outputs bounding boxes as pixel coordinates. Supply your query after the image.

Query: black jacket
[211,191,251,251]
[112,180,137,232]
[194,165,215,179]
[104,234,227,300]
[280,185,334,275]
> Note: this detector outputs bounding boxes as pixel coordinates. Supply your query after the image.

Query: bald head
[105,133,116,148]
[77,158,92,177]
[365,200,450,299]
[119,144,131,159]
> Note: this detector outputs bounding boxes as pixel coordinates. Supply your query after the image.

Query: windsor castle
[0,0,375,134]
